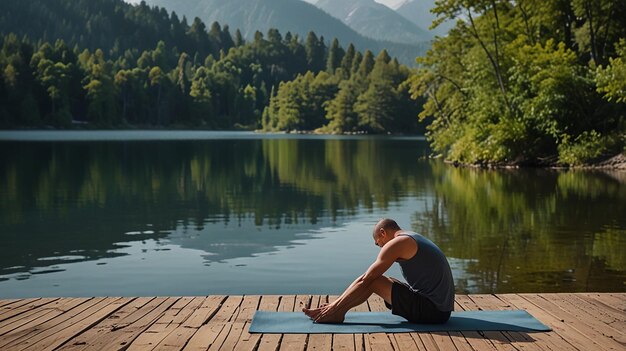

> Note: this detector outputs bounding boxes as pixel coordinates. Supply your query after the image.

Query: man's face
[373,229,387,248]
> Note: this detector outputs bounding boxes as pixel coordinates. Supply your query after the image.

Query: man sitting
[303,218,454,324]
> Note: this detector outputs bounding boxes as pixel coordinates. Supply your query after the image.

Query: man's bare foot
[314,312,345,324]
[302,306,345,323]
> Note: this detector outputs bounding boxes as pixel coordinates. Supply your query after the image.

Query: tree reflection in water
[0,135,623,294]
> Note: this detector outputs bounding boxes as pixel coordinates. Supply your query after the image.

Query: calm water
[0,131,624,298]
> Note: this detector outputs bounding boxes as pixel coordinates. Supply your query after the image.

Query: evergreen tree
[83,49,117,126]
[326,38,344,74]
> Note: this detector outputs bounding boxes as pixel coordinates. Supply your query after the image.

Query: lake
[0,131,624,298]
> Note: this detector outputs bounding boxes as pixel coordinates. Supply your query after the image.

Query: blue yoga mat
[249,310,551,334]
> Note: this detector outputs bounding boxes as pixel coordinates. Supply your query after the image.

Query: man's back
[396,232,455,312]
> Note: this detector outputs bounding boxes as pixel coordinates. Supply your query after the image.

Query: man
[303,218,454,324]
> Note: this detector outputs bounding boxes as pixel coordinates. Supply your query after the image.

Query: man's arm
[303,237,407,322]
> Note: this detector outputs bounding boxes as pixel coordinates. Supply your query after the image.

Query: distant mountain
[395,0,455,37]
[313,0,431,44]
[137,0,428,65]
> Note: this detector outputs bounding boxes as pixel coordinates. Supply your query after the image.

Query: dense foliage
[412,0,626,165]
[0,0,423,132]
[262,48,424,134]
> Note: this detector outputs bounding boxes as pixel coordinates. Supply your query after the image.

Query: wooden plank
[541,293,625,345]
[0,298,58,323]
[498,294,588,351]
[57,297,178,351]
[602,294,626,311]
[201,296,245,350]
[519,294,624,351]
[449,296,501,351]
[182,296,242,351]
[56,297,156,351]
[365,295,395,351]
[351,296,370,351]
[306,295,332,351]
[383,295,462,351]
[580,293,626,316]
[571,294,626,331]
[0,298,91,348]
[0,294,622,351]
[0,299,22,309]
[0,298,39,311]
[127,296,205,351]
[10,297,125,351]
[0,298,96,349]
[278,295,313,351]
[327,295,355,351]
[182,295,226,328]
[0,300,63,333]
[256,295,283,351]
[467,294,546,351]
[218,295,262,351]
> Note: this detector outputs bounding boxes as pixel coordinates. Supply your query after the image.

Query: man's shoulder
[388,233,418,258]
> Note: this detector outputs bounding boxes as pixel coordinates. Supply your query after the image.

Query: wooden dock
[0,293,624,351]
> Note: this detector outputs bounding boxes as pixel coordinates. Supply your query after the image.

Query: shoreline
[443,153,626,170]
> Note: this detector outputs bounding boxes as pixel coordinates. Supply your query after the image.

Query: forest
[413,0,626,165]
[0,0,423,133]
[1,0,625,165]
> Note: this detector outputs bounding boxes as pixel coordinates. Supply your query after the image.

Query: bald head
[373,218,401,238]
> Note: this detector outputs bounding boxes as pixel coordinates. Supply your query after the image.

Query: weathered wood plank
[255,295,283,351]
[183,296,243,350]
[182,295,226,328]
[12,297,128,351]
[498,294,585,351]
[57,297,178,351]
[0,298,58,324]
[183,295,243,351]
[0,294,621,351]
[0,298,81,337]
[278,295,313,351]
[56,297,156,351]
[366,295,395,351]
[571,294,626,332]
[0,298,91,348]
[351,296,370,351]
[456,295,504,351]
[519,294,624,351]
[468,294,546,351]
[127,296,205,351]
[541,293,625,344]
[0,298,40,311]
[406,297,468,351]
[218,295,261,351]
[580,293,626,315]
[306,295,332,351]
[0,299,22,309]
[327,295,355,351]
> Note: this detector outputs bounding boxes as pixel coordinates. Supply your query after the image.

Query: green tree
[84,49,117,126]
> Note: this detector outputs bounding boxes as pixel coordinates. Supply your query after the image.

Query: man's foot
[302,306,345,323]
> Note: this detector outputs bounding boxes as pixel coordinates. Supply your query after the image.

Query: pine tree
[326,38,343,74]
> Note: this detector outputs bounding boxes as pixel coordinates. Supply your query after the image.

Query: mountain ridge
[314,0,431,44]
[137,0,428,65]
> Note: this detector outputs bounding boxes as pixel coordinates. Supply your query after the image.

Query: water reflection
[413,163,626,293]
[0,134,624,296]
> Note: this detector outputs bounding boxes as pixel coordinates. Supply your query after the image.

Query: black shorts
[384,281,451,324]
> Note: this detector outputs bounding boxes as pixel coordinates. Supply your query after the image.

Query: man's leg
[370,275,394,304]
[304,275,394,322]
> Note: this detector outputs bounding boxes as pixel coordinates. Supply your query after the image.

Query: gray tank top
[398,232,455,312]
